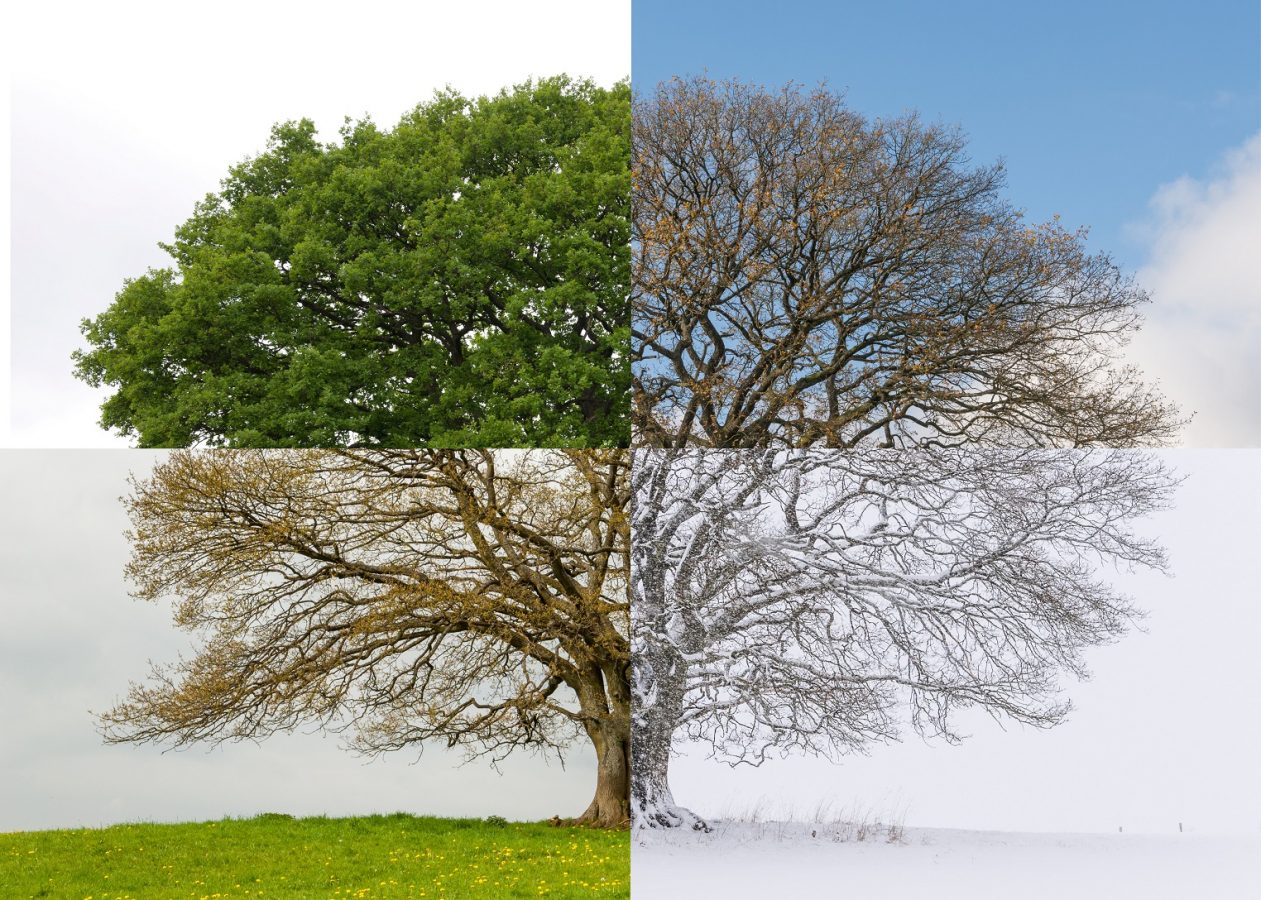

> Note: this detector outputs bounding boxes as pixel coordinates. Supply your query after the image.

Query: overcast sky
[1,451,1255,835]
[0,450,598,832]
[669,449,1261,836]
[1,0,630,447]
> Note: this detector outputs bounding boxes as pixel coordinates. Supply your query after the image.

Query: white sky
[1,0,630,447]
[670,450,1261,836]
[0,450,597,832]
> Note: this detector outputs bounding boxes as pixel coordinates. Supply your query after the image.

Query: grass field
[0,813,629,899]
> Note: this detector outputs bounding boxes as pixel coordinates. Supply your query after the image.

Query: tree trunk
[630,646,710,831]
[570,664,631,829]
[573,716,631,828]
[578,386,611,425]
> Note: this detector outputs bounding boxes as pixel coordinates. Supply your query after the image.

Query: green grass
[0,813,629,899]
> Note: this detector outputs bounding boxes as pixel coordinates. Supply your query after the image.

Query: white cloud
[1126,133,1261,447]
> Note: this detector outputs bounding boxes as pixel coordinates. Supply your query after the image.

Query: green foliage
[0,813,629,897]
[73,77,630,447]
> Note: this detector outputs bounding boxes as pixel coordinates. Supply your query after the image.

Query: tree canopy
[630,448,1175,828]
[103,449,631,827]
[74,77,630,448]
[632,78,1183,448]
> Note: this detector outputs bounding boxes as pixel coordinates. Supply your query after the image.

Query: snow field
[632,821,1260,899]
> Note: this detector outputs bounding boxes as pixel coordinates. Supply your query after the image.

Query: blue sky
[632,0,1259,271]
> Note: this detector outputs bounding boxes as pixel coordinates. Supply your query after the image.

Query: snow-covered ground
[633,820,1260,898]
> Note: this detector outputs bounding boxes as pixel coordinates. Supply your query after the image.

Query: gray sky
[671,449,1261,835]
[0,450,596,832]
[1,0,630,447]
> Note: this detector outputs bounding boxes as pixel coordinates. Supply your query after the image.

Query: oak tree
[633,78,1183,448]
[74,77,630,448]
[631,448,1174,829]
[103,448,631,827]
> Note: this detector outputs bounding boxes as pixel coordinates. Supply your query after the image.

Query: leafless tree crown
[633,78,1184,448]
[630,448,1175,828]
[103,449,632,826]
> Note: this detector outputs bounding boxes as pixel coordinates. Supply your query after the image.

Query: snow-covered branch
[631,449,1176,829]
